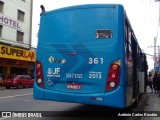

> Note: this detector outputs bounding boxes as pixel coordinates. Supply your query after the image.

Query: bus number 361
[88,58,103,64]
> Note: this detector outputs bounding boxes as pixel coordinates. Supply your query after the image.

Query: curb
[129,93,149,120]
[0,87,6,90]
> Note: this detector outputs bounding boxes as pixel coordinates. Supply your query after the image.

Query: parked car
[5,75,34,89]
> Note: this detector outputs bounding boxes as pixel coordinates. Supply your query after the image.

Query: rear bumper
[44,89,104,106]
[34,83,126,108]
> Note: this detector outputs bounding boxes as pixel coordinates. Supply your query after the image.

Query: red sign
[67,84,82,90]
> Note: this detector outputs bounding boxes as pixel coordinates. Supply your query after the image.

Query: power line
[146,53,153,56]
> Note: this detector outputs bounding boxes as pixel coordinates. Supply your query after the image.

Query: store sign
[0,45,36,62]
[0,13,21,30]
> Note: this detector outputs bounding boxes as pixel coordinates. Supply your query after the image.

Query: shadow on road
[40,93,148,120]
[40,104,133,120]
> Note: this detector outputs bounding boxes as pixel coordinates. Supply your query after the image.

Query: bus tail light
[106,60,121,91]
[36,60,44,88]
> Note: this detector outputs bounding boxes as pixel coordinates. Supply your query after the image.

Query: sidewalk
[141,92,160,120]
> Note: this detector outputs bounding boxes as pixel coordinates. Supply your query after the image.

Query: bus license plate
[67,84,82,90]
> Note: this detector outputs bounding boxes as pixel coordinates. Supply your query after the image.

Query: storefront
[0,44,36,85]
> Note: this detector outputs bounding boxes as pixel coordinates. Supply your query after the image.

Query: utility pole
[148,42,160,71]
[154,0,160,71]
[158,46,160,71]
[154,37,157,71]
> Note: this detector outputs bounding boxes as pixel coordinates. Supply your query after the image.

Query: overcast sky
[32,0,160,71]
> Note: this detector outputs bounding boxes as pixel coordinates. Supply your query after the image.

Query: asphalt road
[0,88,148,120]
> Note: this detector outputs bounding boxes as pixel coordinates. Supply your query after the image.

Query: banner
[0,111,160,118]
[0,44,36,62]
[0,13,21,30]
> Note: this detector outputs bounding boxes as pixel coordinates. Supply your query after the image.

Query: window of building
[0,1,4,13]
[17,31,24,42]
[17,10,25,22]
[21,0,25,2]
[0,25,2,37]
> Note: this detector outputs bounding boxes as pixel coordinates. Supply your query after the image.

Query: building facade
[0,0,35,84]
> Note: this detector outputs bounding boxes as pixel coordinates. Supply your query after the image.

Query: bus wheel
[133,83,139,107]
[16,85,21,89]
[6,86,11,89]
[133,96,139,107]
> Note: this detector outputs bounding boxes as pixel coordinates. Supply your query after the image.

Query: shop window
[0,1,4,13]
[0,25,2,37]
[17,31,24,42]
[17,10,25,22]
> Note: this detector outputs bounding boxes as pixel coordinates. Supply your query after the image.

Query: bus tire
[133,82,139,107]
[16,85,21,89]
[133,97,138,107]
[6,86,11,89]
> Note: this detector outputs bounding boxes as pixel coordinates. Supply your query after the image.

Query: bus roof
[40,4,124,16]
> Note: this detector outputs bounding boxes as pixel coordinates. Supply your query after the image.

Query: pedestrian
[0,73,2,86]
[156,73,160,97]
[147,72,153,93]
[153,72,158,93]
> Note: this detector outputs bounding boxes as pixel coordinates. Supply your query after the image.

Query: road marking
[0,116,12,120]
[0,93,33,99]
[0,117,8,120]
[24,100,30,102]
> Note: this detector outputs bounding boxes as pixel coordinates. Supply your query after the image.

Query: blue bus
[34,4,148,108]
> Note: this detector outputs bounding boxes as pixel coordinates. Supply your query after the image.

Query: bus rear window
[39,7,115,44]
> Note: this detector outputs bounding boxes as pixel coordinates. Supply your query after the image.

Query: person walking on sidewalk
[147,73,153,93]
[157,73,160,97]
[153,72,158,93]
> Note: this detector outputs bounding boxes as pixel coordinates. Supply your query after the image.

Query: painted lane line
[0,93,33,99]
[0,117,8,120]
[24,100,30,102]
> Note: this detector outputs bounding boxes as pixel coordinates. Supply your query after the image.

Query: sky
[32,0,160,71]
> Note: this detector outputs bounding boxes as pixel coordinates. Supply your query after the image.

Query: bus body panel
[42,50,120,94]
[38,5,116,45]
[33,83,44,100]
[34,4,133,108]
[104,86,125,108]
[44,89,104,106]
[34,82,125,107]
